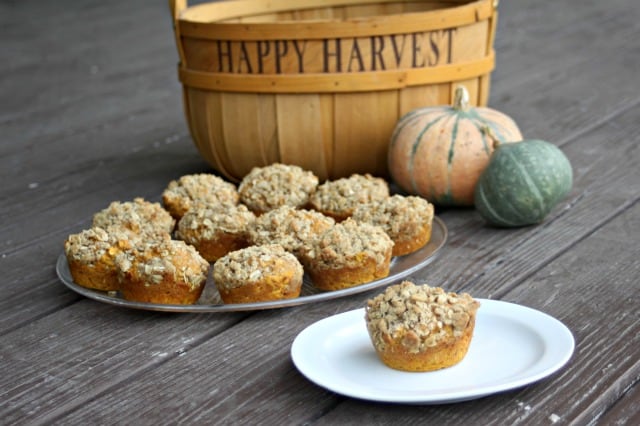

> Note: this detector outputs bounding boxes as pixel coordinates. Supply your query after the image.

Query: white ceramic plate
[57,217,446,312]
[291,300,574,404]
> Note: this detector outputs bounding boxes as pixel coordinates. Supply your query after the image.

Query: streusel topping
[304,218,393,267]
[309,174,389,216]
[352,195,434,238]
[365,281,479,353]
[116,239,209,289]
[176,203,256,242]
[213,244,303,290]
[64,227,133,264]
[248,206,334,256]
[162,173,239,215]
[92,197,175,237]
[238,163,319,212]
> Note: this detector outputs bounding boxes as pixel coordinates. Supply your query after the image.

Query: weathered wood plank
[0,302,251,424]
[596,381,640,426]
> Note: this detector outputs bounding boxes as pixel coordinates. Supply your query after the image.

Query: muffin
[238,163,319,214]
[162,173,239,219]
[248,205,334,260]
[117,238,209,304]
[353,195,434,256]
[64,227,134,291]
[92,197,175,239]
[213,244,303,303]
[176,203,256,262]
[302,218,394,291]
[365,281,480,372]
[309,173,389,221]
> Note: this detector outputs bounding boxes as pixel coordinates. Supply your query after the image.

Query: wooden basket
[170,0,499,182]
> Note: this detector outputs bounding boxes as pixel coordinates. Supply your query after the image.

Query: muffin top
[248,206,334,256]
[176,203,256,242]
[92,197,175,237]
[116,238,209,290]
[352,195,434,238]
[304,218,393,268]
[365,281,479,353]
[238,163,319,213]
[64,227,134,264]
[162,173,239,218]
[309,174,389,219]
[213,244,303,291]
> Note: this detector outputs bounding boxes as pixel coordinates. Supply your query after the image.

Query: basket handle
[169,0,187,21]
[169,0,188,65]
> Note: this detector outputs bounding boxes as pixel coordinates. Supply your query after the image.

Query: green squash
[474,139,573,227]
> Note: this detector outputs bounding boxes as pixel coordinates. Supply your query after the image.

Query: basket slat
[275,94,333,180]
[332,90,399,176]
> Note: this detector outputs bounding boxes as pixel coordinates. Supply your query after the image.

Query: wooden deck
[2,0,638,424]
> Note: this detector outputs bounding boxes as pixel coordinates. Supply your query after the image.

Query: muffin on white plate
[365,281,480,372]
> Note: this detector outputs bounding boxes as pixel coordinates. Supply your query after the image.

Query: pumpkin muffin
[162,173,239,219]
[64,227,134,291]
[117,238,209,305]
[238,163,319,214]
[176,203,256,262]
[365,281,480,372]
[213,244,304,304]
[353,195,435,256]
[92,197,175,239]
[309,173,390,221]
[302,218,394,291]
[247,205,335,260]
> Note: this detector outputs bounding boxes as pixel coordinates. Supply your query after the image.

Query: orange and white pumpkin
[388,86,523,206]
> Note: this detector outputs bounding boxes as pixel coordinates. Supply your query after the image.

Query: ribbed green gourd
[474,139,573,227]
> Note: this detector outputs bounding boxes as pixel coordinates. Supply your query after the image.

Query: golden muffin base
[311,209,351,223]
[307,249,392,291]
[375,319,476,372]
[392,223,432,257]
[190,232,251,262]
[67,258,120,292]
[120,274,206,305]
[218,271,302,304]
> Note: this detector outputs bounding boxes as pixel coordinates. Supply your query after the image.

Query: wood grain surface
[1,0,638,424]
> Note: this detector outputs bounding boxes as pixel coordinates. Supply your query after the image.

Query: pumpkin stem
[453,85,471,112]
[482,125,502,150]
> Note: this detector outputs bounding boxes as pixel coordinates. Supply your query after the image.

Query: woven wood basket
[170,0,499,182]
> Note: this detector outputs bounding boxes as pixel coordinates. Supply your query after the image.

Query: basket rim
[177,0,495,40]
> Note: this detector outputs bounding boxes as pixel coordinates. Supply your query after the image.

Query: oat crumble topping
[305,218,393,267]
[365,281,479,353]
[117,239,209,289]
[310,174,389,216]
[238,163,319,212]
[64,227,134,265]
[353,195,434,238]
[248,206,334,256]
[162,174,239,215]
[176,203,256,242]
[213,244,303,290]
[92,197,175,237]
